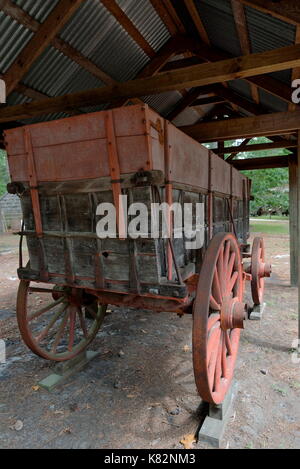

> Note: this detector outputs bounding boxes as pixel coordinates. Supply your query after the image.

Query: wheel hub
[220,296,246,330]
[259,262,272,279]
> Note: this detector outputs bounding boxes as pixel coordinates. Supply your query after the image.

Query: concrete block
[249,302,266,321]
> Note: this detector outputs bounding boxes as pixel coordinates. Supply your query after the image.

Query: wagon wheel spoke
[68,307,77,352]
[212,269,222,305]
[213,339,223,394]
[51,310,69,354]
[78,309,88,339]
[217,246,225,294]
[207,326,221,363]
[227,252,236,282]
[225,330,233,356]
[209,295,221,311]
[228,271,238,294]
[35,304,67,344]
[28,297,65,322]
[223,241,231,274]
[221,333,228,379]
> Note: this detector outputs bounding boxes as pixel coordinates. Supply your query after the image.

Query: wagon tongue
[220,297,247,331]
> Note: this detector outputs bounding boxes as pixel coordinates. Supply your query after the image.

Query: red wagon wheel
[17,280,106,362]
[251,237,271,305]
[193,233,247,405]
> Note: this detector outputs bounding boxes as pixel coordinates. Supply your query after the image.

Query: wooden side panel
[232,167,245,198]
[211,152,231,195]
[5,106,152,183]
[167,123,209,190]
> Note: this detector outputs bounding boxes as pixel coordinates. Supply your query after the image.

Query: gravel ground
[0,233,299,449]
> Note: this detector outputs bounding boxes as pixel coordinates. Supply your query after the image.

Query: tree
[0,150,9,197]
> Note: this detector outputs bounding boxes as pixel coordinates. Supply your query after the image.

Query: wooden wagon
[5,104,271,405]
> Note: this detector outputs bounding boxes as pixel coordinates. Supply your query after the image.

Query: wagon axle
[220,297,247,331]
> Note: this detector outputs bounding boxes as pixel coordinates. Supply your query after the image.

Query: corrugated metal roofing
[0,0,298,128]
[12,0,59,23]
[194,0,242,57]
[0,12,33,73]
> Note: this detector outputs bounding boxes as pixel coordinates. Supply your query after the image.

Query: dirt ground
[0,231,299,449]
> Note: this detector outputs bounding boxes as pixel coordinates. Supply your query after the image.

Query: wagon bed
[4,104,271,405]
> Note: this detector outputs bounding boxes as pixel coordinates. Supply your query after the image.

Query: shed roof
[0,0,299,138]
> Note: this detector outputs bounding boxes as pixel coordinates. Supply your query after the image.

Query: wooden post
[289,152,298,286]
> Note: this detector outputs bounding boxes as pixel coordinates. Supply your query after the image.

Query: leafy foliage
[0,149,9,197]
[205,137,290,215]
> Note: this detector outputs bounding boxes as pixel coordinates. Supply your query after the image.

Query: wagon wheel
[193,233,247,405]
[17,281,106,362]
[251,237,271,305]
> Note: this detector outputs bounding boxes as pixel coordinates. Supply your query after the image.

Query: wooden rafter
[0,0,116,87]
[185,37,295,106]
[236,0,300,26]
[3,0,84,96]
[231,0,260,104]
[160,0,186,34]
[232,155,291,170]
[181,110,300,142]
[112,35,183,108]
[149,0,178,36]
[2,44,300,123]
[166,87,204,120]
[192,96,225,107]
[216,140,297,156]
[183,0,210,44]
[100,0,156,58]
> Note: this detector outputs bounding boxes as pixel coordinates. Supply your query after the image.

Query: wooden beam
[0,0,116,87]
[236,0,300,26]
[3,44,300,123]
[149,0,179,36]
[161,57,203,72]
[186,37,295,105]
[100,0,156,58]
[191,96,226,107]
[3,0,84,95]
[183,0,210,44]
[160,0,186,34]
[232,155,291,170]
[216,140,297,156]
[231,0,260,103]
[181,111,300,142]
[166,87,204,120]
[213,85,268,115]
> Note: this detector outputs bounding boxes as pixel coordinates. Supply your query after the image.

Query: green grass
[250,221,289,235]
[251,215,289,221]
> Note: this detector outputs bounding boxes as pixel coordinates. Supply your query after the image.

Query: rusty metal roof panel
[193,0,242,56]
[245,5,296,55]
[22,45,104,96]
[116,0,171,52]
[0,12,33,73]
[59,0,150,83]
[12,0,60,23]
